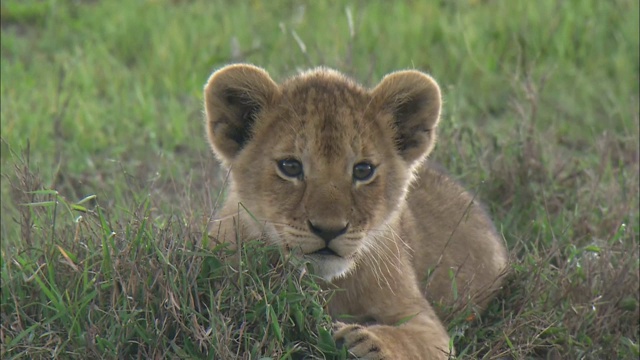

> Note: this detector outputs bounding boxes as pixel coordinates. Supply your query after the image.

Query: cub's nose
[308,220,349,244]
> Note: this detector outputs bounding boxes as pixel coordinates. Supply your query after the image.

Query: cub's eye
[277,159,303,178]
[353,162,375,181]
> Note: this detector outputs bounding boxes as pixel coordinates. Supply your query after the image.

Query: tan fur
[203,64,508,359]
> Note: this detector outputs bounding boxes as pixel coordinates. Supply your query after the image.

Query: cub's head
[204,64,441,280]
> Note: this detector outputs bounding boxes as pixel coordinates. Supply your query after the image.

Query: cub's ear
[371,70,442,166]
[204,64,280,164]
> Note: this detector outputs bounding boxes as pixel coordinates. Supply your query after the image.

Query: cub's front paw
[333,322,392,360]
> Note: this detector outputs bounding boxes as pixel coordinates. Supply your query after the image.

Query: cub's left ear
[204,64,280,166]
[371,70,442,166]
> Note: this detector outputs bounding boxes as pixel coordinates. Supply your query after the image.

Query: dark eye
[277,159,303,178]
[353,162,375,181]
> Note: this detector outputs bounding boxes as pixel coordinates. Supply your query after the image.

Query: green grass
[1,0,638,358]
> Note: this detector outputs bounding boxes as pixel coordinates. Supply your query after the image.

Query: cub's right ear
[204,64,279,164]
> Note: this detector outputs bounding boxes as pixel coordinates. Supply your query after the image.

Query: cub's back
[403,162,508,310]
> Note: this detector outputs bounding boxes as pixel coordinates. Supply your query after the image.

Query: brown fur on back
[203,64,508,359]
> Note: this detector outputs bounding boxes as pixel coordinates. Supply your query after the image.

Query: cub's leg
[330,245,454,359]
[333,312,451,360]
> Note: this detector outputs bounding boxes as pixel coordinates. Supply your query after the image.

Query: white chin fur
[304,254,353,281]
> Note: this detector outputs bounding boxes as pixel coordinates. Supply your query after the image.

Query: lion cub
[203,64,507,359]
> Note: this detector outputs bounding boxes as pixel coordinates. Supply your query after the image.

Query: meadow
[1,0,638,358]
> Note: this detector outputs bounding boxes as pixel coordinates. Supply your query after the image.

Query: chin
[304,254,354,282]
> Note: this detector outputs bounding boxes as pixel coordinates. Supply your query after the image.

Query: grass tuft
[1,148,342,359]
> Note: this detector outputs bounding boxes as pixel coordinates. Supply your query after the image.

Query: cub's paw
[333,322,391,360]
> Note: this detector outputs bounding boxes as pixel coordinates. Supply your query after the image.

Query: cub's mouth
[303,246,353,281]
[310,247,339,256]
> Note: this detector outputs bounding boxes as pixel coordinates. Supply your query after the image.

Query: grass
[1,0,638,358]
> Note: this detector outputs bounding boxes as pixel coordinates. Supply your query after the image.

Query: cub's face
[204,65,441,280]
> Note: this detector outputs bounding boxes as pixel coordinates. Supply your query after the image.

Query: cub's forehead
[277,69,371,127]
[258,69,388,162]
[266,69,382,159]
